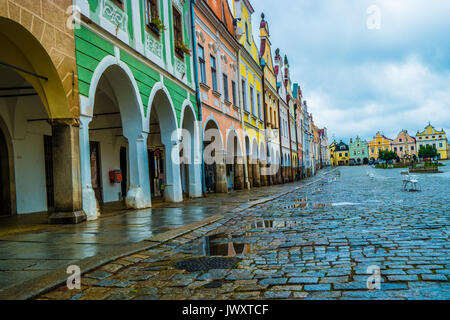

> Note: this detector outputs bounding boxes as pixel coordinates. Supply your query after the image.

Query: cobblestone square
[38,164,450,300]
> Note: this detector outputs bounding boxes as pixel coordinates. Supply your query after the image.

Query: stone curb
[0,168,337,300]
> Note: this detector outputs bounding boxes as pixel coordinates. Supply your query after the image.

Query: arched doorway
[226,129,243,190]
[251,138,260,187]
[363,157,369,165]
[148,88,181,203]
[180,103,202,198]
[81,61,149,217]
[0,61,55,215]
[203,119,226,193]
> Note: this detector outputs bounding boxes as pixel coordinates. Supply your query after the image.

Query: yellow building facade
[233,0,265,171]
[329,141,349,166]
[416,124,448,160]
[368,132,393,161]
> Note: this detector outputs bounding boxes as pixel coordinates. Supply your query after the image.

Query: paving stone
[387,275,419,282]
[259,278,288,285]
[303,284,331,291]
[421,274,448,281]
[288,277,319,284]
[264,291,292,299]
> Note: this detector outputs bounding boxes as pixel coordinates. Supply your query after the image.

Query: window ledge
[212,90,221,98]
[224,99,232,106]
[200,82,210,91]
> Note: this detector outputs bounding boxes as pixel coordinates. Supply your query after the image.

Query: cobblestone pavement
[0,177,313,293]
[38,163,450,300]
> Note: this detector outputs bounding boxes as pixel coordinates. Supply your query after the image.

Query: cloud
[244,0,450,143]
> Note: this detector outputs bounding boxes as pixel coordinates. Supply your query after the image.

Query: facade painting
[368,132,392,161]
[392,130,417,161]
[195,0,244,192]
[416,123,448,160]
[75,0,202,219]
[349,136,369,165]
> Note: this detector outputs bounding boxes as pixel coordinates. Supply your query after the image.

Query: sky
[227,0,450,143]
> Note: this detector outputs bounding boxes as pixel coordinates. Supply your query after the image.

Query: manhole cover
[173,257,239,272]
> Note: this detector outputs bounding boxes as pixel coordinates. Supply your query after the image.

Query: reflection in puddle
[203,233,251,257]
[249,219,298,229]
[331,202,359,206]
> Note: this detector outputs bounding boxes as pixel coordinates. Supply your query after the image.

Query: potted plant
[149,17,166,35]
[175,42,191,57]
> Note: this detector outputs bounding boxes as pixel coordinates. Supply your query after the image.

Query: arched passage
[147,87,181,203]
[0,19,83,223]
[80,62,149,218]
[250,138,260,187]
[180,102,202,198]
[0,18,72,119]
[226,129,244,190]
[204,119,226,193]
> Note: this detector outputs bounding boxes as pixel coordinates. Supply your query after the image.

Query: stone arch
[89,56,146,134]
[80,59,150,218]
[259,141,267,162]
[0,17,73,119]
[147,84,182,203]
[225,128,243,162]
[251,137,259,161]
[180,99,202,198]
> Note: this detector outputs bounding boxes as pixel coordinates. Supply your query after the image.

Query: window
[242,80,248,112]
[400,147,403,152]
[223,74,229,101]
[145,0,159,26]
[439,143,443,148]
[245,22,249,44]
[198,45,206,84]
[411,146,414,151]
[394,147,397,152]
[250,86,255,117]
[257,93,262,120]
[173,6,183,58]
[399,138,402,142]
[112,0,124,10]
[231,80,237,106]
[210,55,217,91]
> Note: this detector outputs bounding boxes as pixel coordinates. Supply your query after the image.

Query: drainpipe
[277,99,284,182]
[190,0,206,195]
[260,60,270,172]
[294,104,300,180]
[237,49,251,190]
[287,97,293,182]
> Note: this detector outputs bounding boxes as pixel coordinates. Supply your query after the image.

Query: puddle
[249,219,298,229]
[331,202,360,206]
[203,233,251,257]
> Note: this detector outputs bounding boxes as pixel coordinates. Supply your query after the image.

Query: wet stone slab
[36,165,450,300]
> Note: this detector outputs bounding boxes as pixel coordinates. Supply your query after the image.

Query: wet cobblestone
[38,164,450,300]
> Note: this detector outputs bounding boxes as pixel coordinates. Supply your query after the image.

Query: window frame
[172,5,184,60]
[210,55,218,92]
[231,80,237,107]
[198,45,207,85]
[250,86,256,118]
[223,73,229,102]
